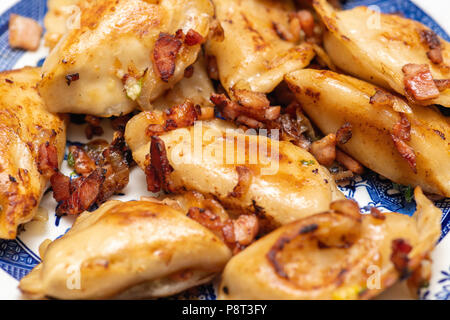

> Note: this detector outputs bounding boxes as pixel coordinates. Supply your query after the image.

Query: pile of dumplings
[0,0,448,299]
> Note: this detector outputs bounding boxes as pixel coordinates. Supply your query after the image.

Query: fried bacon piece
[51,132,131,216]
[419,29,443,64]
[370,207,386,220]
[153,33,182,82]
[434,79,450,92]
[229,166,253,198]
[310,133,336,167]
[392,113,411,141]
[184,29,205,46]
[55,168,105,216]
[391,134,417,173]
[50,172,70,202]
[9,14,42,51]
[145,100,203,136]
[369,88,394,107]
[336,122,352,144]
[37,142,58,179]
[187,207,258,253]
[210,92,280,128]
[402,63,440,101]
[145,136,174,193]
[391,238,413,278]
[335,149,364,174]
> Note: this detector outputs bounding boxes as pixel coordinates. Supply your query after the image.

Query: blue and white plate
[0,0,449,300]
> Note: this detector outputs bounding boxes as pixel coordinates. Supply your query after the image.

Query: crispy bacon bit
[419,29,443,64]
[297,10,315,38]
[206,55,219,80]
[9,14,42,51]
[230,166,252,198]
[335,149,364,175]
[402,63,440,101]
[54,168,105,216]
[369,88,394,107]
[50,172,70,202]
[51,132,131,216]
[391,238,413,278]
[187,207,258,252]
[153,33,182,82]
[145,136,174,193]
[65,73,79,86]
[370,207,386,220]
[232,215,259,246]
[37,142,58,178]
[146,100,200,136]
[391,134,417,173]
[184,29,204,46]
[336,122,352,145]
[84,115,103,139]
[211,92,280,127]
[434,79,450,92]
[392,113,411,141]
[310,133,336,167]
[69,146,96,176]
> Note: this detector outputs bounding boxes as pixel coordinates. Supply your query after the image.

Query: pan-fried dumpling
[314,0,450,107]
[0,67,66,239]
[219,188,441,299]
[125,114,344,229]
[39,0,214,117]
[285,69,450,197]
[205,0,315,95]
[19,200,232,299]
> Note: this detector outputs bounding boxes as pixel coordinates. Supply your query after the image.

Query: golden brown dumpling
[19,200,232,299]
[219,188,441,300]
[0,67,66,239]
[285,69,450,197]
[205,0,315,95]
[314,0,450,107]
[39,0,214,117]
[125,115,344,229]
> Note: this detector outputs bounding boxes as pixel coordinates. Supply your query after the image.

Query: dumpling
[285,69,450,197]
[205,0,315,95]
[125,112,344,229]
[39,0,214,117]
[219,188,441,299]
[0,67,66,239]
[314,0,450,107]
[19,200,232,299]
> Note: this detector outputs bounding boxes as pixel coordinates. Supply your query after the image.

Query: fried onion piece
[219,189,441,299]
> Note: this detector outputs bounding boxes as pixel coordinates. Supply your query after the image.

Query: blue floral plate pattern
[0,0,448,300]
